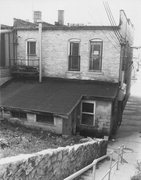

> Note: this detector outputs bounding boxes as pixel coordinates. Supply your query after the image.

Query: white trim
[89,40,103,71]
[25,39,37,65]
[81,100,96,126]
[68,38,81,56]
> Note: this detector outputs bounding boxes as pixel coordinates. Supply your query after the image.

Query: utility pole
[38,22,42,83]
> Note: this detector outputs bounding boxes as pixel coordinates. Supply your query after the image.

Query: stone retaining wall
[0,139,107,180]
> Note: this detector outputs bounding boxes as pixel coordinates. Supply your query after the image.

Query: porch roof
[0,78,118,116]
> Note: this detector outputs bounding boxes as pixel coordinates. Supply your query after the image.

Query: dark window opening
[27,41,36,56]
[89,41,103,71]
[81,114,94,125]
[36,113,54,124]
[69,42,80,71]
[82,102,94,113]
[11,111,27,119]
[0,34,6,67]
[81,101,95,126]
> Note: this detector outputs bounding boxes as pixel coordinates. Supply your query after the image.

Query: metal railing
[64,145,125,180]
[10,58,39,68]
[10,58,39,74]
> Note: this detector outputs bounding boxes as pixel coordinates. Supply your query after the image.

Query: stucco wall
[17,29,120,82]
[0,139,107,180]
[77,100,112,136]
[3,111,63,135]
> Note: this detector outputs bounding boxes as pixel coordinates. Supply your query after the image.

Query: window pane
[69,56,80,70]
[82,102,94,113]
[11,111,19,118]
[30,42,36,55]
[27,41,36,55]
[36,113,54,124]
[71,43,79,56]
[27,42,30,55]
[81,114,94,125]
[69,42,80,71]
[89,41,102,70]
[20,112,27,119]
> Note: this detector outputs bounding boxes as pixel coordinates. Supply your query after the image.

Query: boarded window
[69,41,80,71]
[89,40,103,71]
[27,41,36,55]
[81,101,95,126]
[36,113,54,124]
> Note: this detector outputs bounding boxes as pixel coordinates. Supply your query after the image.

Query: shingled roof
[0,78,118,116]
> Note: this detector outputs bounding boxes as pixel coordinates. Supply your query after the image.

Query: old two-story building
[0,10,134,137]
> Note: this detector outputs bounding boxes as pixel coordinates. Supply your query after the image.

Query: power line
[105,1,123,40]
[87,9,120,52]
[103,1,121,43]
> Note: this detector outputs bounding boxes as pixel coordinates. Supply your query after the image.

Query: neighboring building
[0,10,134,137]
[0,25,15,86]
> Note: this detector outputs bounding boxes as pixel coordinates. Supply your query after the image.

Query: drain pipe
[38,22,42,83]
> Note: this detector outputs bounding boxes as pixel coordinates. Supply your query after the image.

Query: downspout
[38,22,42,83]
[119,40,126,86]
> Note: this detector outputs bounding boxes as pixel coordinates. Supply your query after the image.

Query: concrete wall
[26,113,63,134]
[17,29,120,82]
[0,139,107,180]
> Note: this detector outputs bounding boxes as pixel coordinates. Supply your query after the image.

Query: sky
[0,0,141,46]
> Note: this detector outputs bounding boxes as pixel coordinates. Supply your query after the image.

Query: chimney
[58,10,64,25]
[33,11,42,23]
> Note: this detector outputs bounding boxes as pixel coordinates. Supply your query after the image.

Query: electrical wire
[87,9,120,52]
[103,1,121,43]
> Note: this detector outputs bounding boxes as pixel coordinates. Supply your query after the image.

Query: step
[122,116,141,120]
[121,122,141,126]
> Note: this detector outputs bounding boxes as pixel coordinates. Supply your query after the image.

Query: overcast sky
[0,0,141,46]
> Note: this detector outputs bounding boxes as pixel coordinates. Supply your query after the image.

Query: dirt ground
[0,120,84,159]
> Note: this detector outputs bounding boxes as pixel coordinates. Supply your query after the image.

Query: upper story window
[81,100,96,126]
[68,39,80,71]
[27,40,36,56]
[89,39,103,71]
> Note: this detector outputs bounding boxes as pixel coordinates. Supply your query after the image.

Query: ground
[0,120,84,159]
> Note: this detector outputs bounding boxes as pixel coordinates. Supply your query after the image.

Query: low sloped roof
[13,18,119,31]
[0,78,118,116]
[13,18,55,30]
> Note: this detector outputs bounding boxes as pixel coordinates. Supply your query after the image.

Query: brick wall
[17,29,120,82]
[0,139,107,180]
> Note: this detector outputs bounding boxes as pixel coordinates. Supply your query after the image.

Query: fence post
[108,153,113,180]
[92,161,96,180]
[120,145,124,164]
[116,147,120,170]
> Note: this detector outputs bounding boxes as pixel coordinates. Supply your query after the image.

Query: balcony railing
[10,58,39,76]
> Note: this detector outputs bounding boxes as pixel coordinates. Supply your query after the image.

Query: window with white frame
[89,39,103,71]
[68,39,80,71]
[27,41,36,56]
[81,101,95,126]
